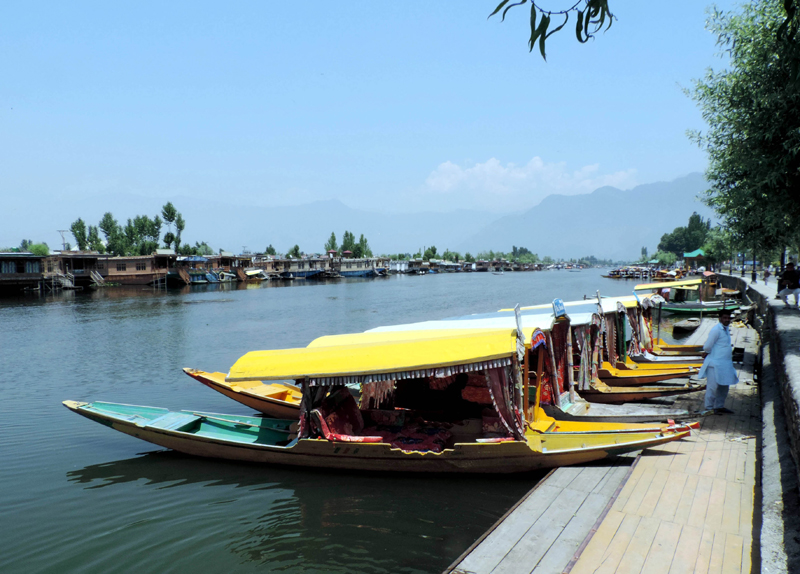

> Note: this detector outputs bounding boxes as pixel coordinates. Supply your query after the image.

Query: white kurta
[698,323,738,385]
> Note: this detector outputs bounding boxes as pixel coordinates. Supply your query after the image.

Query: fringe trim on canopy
[307,357,513,386]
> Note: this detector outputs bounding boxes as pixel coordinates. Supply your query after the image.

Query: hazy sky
[2,1,740,234]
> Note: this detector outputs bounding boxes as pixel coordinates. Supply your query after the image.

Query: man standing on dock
[699,308,738,415]
[778,262,800,308]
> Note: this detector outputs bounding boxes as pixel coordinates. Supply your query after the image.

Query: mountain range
[5,173,714,261]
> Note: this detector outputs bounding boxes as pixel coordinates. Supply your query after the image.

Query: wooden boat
[183,368,301,418]
[660,300,740,314]
[597,363,697,386]
[65,329,696,474]
[578,380,705,404]
[673,318,701,333]
[628,351,703,366]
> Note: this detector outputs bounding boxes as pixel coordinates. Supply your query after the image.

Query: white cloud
[423,157,638,211]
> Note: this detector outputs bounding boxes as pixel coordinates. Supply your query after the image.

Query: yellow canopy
[307,328,515,348]
[634,278,702,290]
[227,329,518,382]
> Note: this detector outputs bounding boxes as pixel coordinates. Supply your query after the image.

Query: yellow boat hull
[183,368,301,418]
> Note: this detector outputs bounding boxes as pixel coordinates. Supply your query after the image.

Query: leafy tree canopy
[70,218,88,251]
[490,0,614,59]
[324,232,338,253]
[657,212,711,256]
[287,245,301,258]
[265,244,277,255]
[689,0,800,254]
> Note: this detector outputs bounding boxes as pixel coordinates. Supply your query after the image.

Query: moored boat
[66,329,696,473]
[183,369,301,418]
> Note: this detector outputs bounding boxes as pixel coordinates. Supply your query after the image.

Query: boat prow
[183,368,301,418]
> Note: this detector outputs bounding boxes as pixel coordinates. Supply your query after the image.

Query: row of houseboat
[0,249,553,294]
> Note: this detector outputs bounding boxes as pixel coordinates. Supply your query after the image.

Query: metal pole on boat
[657,302,662,344]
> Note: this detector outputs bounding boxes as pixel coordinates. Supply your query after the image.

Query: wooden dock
[447,320,759,574]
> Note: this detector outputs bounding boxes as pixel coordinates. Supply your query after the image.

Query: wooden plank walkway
[448,322,759,574]
[568,324,759,574]
[447,457,636,574]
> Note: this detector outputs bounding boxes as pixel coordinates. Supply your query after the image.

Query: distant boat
[492,272,504,275]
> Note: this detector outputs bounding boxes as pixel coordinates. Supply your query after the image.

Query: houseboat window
[25,261,41,273]
[299,262,305,270]
[1,261,14,274]
[136,262,147,271]
[47,262,53,273]
[116,263,127,272]
[97,263,104,270]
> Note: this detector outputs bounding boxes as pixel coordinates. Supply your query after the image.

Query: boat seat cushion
[145,412,201,431]
[311,387,383,443]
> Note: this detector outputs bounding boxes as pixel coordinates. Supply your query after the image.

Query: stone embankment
[718,273,800,573]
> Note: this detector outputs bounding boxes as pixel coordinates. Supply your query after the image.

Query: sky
[1,1,741,247]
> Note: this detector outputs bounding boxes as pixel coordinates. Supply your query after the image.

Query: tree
[657,212,710,256]
[287,245,301,258]
[70,218,88,251]
[28,243,49,256]
[653,251,677,266]
[702,226,732,269]
[265,244,277,255]
[194,241,214,256]
[161,202,177,229]
[490,0,615,59]
[340,231,356,253]
[174,213,185,253]
[324,232,338,253]
[641,246,648,261]
[465,252,475,262]
[689,0,800,257]
[356,234,372,258]
[423,246,438,261]
[87,225,105,253]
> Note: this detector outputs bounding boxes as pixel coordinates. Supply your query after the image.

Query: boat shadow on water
[66,451,545,572]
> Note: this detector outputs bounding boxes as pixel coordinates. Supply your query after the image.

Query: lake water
[0,270,677,574]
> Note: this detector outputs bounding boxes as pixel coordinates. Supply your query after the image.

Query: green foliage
[442,249,461,262]
[70,218,88,251]
[689,0,800,254]
[28,243,50,256]
[423,246,438,261]
[653,251,677,266]
[324,232,338,253]
[490,0,614,59]
[340,231,356,254]
[701,227,732,267]
[161,202,177,227]
[356,234,372,258]
[87,226,105,253]
[287,245,301,258]
[175,213,185,252]
[265,244,277,256]
[657,212,711,256]
[464,252,475,263]
[640,246,648,261]
[542,256,554,264]
[194,242,214,256]
[19,239,33,251]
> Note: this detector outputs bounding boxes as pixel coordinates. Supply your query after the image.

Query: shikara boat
[578,380,705,404]
[183,368,301,418]
[597,362,698,386]
[65,329,696,473]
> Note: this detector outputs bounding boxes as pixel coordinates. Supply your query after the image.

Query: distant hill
[3,193,492,256]
[3,173,713,258]
[456,173,714,260]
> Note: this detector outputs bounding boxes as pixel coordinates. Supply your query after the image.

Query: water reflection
[67,452,542,573]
